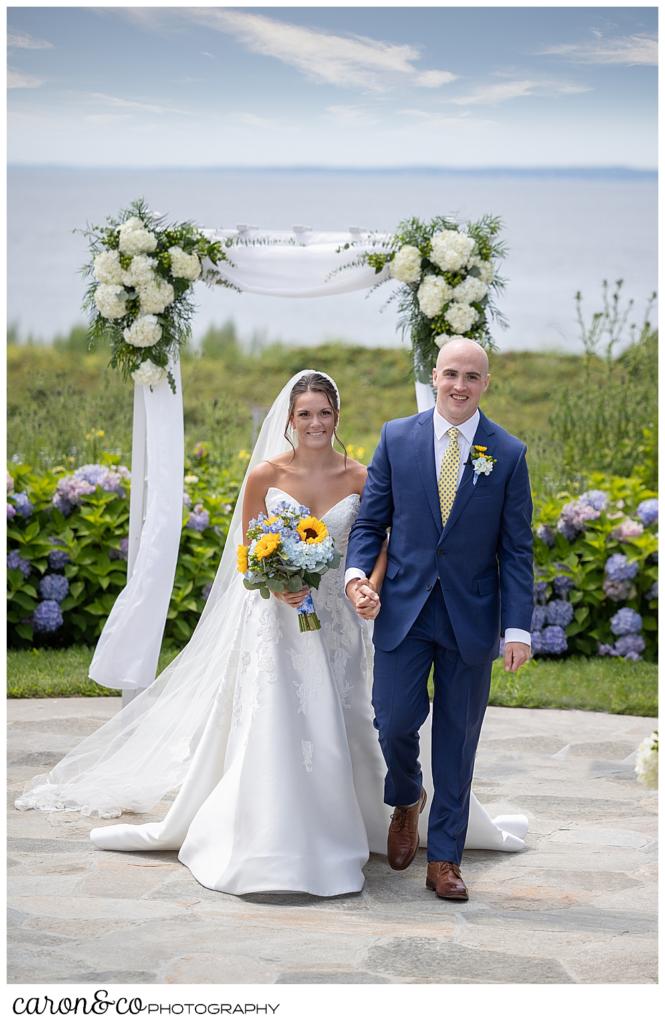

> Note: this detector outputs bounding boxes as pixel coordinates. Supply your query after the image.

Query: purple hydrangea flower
[531,605,547,631]
[7,551,31,578]
[610,607,643,637]
[545,599,574,628]
[12,491,33,518]
[109,536,129,561]
[187,503,210,531]
[38,574,70,602]
[624,651,642,662]
[636,498,658,526]
[534,580,549,604]
[553,574,574,598]
[7,502,16,520]
[579,490,608,512]
[557,499,601,540]
[48,549,70,571]
[33,599,63,633]
[74,463,130,496]
[183,491,192,508]
[532,625,568,655]
[605,553,639,582]
[646,581,657,601]
[193,442,208,460]
[201,581,213,600]
[536,524,555,547]
[603,577,633,602]
[52,476,96,515]
[597,643,616,657]
[614,633,646,658]
[612,518,644,542]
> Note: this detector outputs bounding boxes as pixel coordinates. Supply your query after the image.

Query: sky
[6,4,658,168]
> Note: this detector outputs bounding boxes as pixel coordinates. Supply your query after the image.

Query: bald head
[432,338,490,425]
[435,338,489,376]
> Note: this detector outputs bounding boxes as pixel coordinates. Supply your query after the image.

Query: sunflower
[236,544,249,574]
[263,515,280,527]
[254,532,281,560]
[297,516,328,545]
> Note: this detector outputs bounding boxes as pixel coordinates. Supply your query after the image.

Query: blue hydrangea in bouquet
[237,501,341,632]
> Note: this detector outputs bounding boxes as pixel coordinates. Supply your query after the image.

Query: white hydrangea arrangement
[635,730,658,789]
[82,198,228,393]
[362,215,507,381]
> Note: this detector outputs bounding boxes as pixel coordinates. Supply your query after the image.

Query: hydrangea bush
[7,446,241,649]
[532,472,657,661]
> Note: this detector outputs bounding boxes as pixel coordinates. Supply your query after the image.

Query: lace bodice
[265,487,361,555]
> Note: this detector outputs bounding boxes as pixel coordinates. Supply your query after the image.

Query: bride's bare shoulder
[344,457,368,492]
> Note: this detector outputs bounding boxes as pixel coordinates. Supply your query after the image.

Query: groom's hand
[503,641,530,673]
[346,578,380,618]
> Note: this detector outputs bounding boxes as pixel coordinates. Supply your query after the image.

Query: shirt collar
[433,406,480,446]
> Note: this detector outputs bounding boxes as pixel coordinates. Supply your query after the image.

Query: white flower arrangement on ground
[360,214,507,382]
[635,730,658,789]
[81,198,229,393]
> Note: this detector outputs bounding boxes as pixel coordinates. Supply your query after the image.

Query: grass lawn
[6,646,658,717]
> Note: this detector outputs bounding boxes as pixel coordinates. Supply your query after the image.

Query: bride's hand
[355,583,380,620]
[274,587,311,608]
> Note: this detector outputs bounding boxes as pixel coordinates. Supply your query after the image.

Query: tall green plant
[549,280,657,482]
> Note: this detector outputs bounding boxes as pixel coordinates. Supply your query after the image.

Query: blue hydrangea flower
[603,577,632,602]
[12,491,33,518]
[579,490,609,512]
[187,504,210,531]
[38,574,69,602]
[610,607,643,637]
[636,498,658,526]
[605,553,639,582]
[531,605,547,631]
[614,633,645,658]
[48,549,70,571]
[33,600,63,633]
[534,580,549,604]
[201,581,213,600]
[545,599,574,627]
[7,551,31,578]
[557,519,580,542]
[623,651,642,662]
[109,537,129,561]
[647,581,658,601]
[7,502,16,520]
[536,524,555,547]
[532,626,567,655]
[552,575,574,598]
[597,642,616,657]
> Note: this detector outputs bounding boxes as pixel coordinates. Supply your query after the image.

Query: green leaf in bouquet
[259,587,270,599]
[285,576,305,592]
[266,579,286,593]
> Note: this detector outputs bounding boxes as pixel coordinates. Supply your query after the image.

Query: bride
[15,369,527,897]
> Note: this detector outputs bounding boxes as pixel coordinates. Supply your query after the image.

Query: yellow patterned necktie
[438,427,461,525]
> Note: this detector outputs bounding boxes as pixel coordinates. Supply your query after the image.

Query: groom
[345,338,533,901]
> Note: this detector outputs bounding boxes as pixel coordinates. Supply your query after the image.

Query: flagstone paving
[7,698,658,985]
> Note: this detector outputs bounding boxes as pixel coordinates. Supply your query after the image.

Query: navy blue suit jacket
[346,408,534,665]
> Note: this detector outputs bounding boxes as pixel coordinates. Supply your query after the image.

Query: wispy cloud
[450,78,591,106]
[87,92,191,116]
[8,69,44,89]
[8,31,53,50]
[325,104,379,126]
[171,8,458,92]
[537,32,657,66]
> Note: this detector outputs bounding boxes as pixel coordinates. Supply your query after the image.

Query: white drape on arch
[89,227,437,693]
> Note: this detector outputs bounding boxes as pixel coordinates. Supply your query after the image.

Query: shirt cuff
[504,628,531,647]
[344,567,367,592]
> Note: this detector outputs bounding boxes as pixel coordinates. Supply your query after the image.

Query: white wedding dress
[89,487,527,896]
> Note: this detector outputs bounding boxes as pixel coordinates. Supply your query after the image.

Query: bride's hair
[284,372,347,464]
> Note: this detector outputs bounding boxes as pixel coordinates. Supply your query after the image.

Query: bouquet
[635,730,658,789]
[237,501,341,632]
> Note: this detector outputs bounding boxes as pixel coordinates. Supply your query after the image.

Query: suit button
[437,547,444,556]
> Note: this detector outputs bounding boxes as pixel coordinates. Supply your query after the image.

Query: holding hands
[346,578,381,621]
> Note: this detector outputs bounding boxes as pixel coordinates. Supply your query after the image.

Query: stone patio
[7,698,658,985]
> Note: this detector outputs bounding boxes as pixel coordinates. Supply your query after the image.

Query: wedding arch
[83,203,506,697]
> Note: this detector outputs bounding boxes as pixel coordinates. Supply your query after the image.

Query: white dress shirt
[345,407,531,648]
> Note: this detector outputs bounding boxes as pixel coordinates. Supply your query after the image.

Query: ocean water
[7,166,658,352]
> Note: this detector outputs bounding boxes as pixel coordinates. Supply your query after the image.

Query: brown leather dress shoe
[426,861,469,900]
[387,788,427,870]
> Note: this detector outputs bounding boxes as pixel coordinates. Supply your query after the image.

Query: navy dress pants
[372,584,493,865]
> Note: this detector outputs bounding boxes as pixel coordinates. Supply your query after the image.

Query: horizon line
[7,163,657,176]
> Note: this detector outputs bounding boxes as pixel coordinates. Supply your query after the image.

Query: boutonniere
[470,444,497,477]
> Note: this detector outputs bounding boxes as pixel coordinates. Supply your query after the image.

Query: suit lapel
[441,408,496,539]
[415,410,442,531]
